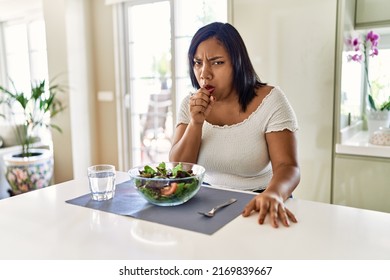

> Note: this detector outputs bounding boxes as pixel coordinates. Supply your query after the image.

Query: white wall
[42,0,116,183]
[233,0,338,202]
[42,0,74,183]
[65,0,97,178]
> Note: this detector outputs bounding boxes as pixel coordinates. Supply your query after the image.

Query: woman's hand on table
[241,191,297,228]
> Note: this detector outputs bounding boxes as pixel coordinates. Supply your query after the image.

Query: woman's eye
[213,61,224,65]
[194,60,202,66]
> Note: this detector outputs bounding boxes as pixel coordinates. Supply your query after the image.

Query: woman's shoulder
[258,85,290,104]
[249,86,293,119]
[252,85,282,107]
[256,85,284,98]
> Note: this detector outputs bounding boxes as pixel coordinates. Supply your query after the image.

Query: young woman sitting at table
[169,22,300,228]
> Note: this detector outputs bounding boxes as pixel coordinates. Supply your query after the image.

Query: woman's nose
[200,64,212,80]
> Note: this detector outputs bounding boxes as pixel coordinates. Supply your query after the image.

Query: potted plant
[0,79,66,196]
[346,30,390,136]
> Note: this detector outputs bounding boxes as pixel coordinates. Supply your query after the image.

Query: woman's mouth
[204,85,215,94]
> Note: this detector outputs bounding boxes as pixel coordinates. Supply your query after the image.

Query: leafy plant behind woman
[0,79,66,157]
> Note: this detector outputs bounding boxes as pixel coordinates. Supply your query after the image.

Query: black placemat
[66,180,255,235]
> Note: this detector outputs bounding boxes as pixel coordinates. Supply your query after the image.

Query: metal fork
[198,198,237,217]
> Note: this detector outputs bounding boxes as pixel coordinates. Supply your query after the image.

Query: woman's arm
[242,129,300,228]
[169,122,202,163]
[170,88,215,163]
[265,129,300,200]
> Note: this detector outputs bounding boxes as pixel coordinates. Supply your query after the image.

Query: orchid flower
[346,30,380,110]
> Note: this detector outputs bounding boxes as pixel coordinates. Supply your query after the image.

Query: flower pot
[369,127,390,146]
[367,110,390,137]
[3,148,54,196]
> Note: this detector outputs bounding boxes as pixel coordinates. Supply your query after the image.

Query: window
[340,49,363,127]
[120,0,228,167]
[369,34,390,110]
[0,16,48,123]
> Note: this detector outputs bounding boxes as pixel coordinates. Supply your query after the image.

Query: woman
[169,22,300,228]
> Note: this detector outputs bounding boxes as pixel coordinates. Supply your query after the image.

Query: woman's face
[193,37,234,97]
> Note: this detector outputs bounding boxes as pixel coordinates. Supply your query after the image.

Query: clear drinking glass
[87,164,116,201]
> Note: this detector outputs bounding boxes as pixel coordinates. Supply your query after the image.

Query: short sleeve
[176,94,191,126]
[265,88,298,133]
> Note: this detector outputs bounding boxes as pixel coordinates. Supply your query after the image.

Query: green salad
[134,162,200,204]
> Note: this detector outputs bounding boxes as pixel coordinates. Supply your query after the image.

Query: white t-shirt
[177,86,298,191]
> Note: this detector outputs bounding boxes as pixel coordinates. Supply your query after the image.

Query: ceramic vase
[366,110,390,137]
[369,127,390,146]
[3,148,53,196]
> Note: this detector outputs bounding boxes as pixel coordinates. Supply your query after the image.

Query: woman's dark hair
[188,22,266,112]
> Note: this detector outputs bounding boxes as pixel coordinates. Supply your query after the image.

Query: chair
[140,91,172,162]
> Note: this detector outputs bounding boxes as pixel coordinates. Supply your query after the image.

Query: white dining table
[0,171,389,260]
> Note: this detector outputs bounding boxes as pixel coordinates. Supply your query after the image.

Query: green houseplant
[0,79,66,195]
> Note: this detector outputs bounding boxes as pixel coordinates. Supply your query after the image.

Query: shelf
[336,131,390,158]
